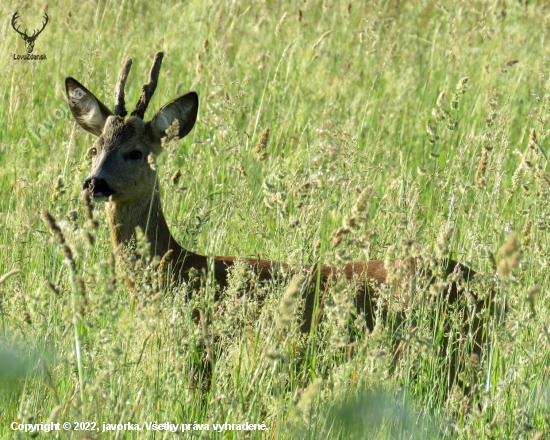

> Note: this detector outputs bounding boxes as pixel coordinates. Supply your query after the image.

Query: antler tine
[114,57,133,116]
[32,13,48,37]
[37,13,49,35]
[131,52,164,119]
[11,11,25,37]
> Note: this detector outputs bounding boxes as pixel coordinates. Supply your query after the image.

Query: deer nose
[83,177,115,197]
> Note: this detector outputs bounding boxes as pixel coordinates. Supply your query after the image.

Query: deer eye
[128,150,143,160]
[89,147,97,157]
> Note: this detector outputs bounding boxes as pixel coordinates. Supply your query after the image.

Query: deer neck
[105,187,185,260]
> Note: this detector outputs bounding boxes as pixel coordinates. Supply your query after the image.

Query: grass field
[1,0,550,438]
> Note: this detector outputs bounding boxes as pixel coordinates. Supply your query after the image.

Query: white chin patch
[91,194,109,202]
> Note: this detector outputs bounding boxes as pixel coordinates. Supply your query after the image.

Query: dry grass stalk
[312,30,333,50]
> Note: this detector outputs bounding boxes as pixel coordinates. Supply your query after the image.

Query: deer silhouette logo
[11,11,49,54]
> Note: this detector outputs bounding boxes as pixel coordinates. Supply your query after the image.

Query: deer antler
[11,11,27,38]
[30,13,48,39]
[114,57,133,116]
[131,52,164,119]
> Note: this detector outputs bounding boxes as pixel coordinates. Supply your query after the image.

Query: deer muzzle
[83,177,115,200]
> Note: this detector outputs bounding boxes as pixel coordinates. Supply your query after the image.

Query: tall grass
[1,0,550,438]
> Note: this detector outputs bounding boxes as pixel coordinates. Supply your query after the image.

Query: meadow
[1,0,550,438]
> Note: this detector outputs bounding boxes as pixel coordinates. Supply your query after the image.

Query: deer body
[104,173,395,332]
[65,52,479,345]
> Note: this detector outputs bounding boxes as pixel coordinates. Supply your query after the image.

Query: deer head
[65,52,198,205]
[12,11,48,54]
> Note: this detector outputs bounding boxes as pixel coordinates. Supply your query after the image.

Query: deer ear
[65,78,112,137]
[148,92,198,144]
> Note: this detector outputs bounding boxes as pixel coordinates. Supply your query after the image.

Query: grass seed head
[527,285,541,311]
[276,275,304,331]
[457,76,469,94]
[42,210,65,244]
[254,127,270,153]
[435,225,453,258]
[331,236,343,248]
[275,12,288,36]
[475,150,488,189]
[530,127,537,142]
[436,91,446,107]
[196,62,204,76]
[499,231,519,257]
[426,124,437,137]
[522,220,532,246]
[312,30,333,51]
[171,169,182,186]
[314,239,321,258]
[498,232,521,277]
[147,153,157,171]
[352,185,373,216]
[52,175,65,201]
[335,227,351,237]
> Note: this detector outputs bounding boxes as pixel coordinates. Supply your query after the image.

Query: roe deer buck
[65,52,485,386]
